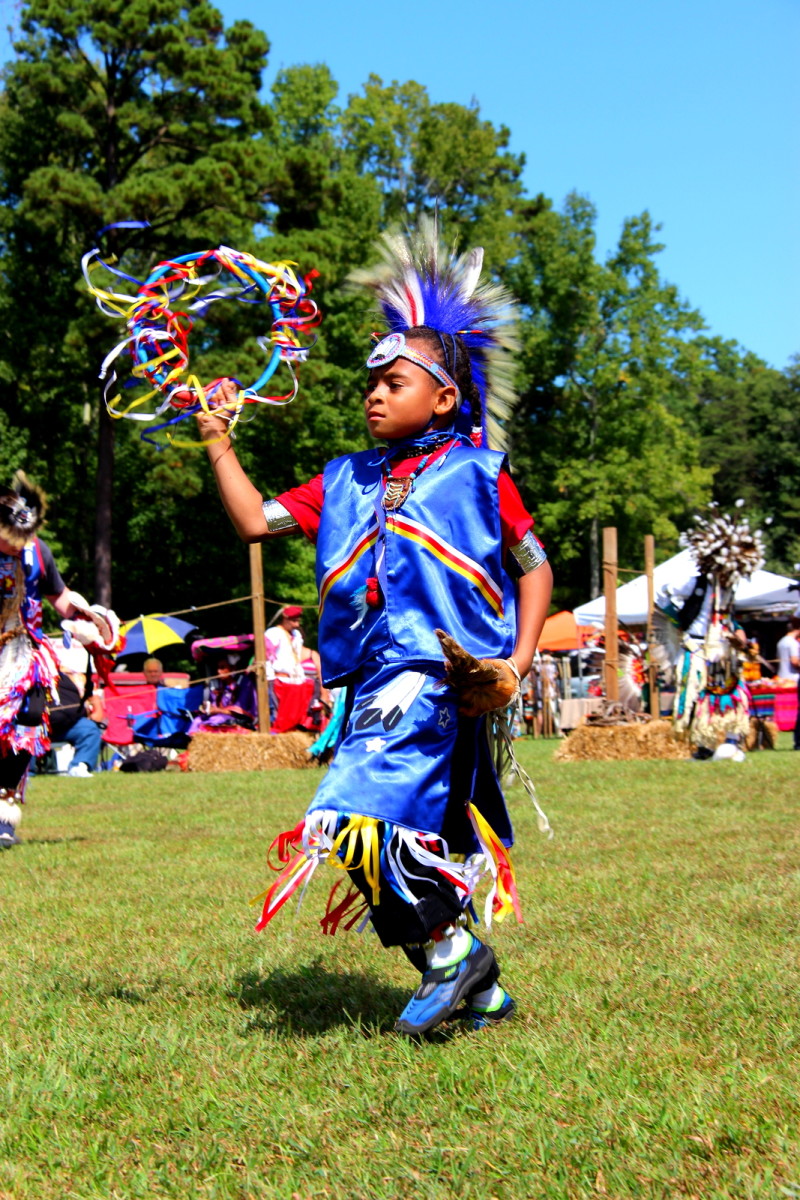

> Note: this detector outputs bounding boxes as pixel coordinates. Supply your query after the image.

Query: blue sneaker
[395,934,494,1036]
[466,988,516,1031]
[0,824,18,848]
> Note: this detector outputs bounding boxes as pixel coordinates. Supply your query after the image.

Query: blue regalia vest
[316,445,516,687]
[0,540,47,645]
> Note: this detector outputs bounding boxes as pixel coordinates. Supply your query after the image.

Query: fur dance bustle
[0,797,22,828]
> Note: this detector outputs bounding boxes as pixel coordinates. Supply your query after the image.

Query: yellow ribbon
[329,816,381,907]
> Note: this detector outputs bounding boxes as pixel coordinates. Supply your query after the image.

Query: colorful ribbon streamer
[83,230,320,448]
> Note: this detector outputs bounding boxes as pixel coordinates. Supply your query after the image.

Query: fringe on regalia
[253,805,521,937]
[692,683,751,751]
[0,632,60,761]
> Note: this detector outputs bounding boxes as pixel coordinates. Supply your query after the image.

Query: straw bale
[554,718,691,762]
[188,731,317,772]
[744,716,778,752]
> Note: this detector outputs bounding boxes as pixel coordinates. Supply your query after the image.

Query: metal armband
[262,499,299,534]
[510,531,548,574]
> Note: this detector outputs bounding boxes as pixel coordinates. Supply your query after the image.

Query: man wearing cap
[264,606,306,685]
[264,606,312,732]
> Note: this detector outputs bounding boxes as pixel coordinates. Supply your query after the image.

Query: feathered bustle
[680,504,765,589]
[0,471,47,549]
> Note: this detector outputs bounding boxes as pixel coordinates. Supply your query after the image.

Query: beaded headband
[366,332,461,399]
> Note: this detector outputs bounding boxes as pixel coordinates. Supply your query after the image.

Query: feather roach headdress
[680,502,764,590]
[0,471,47,550]
[350,216,519,450]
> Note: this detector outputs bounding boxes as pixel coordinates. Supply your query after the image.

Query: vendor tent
[538,610,599,651]
[574,549,798,625]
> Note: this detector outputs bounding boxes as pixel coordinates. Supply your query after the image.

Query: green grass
[2,738,799,1199]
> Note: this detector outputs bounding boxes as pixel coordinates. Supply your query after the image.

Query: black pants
[345,830,464,951]
[345,830,501,985]
[0,749,31,792]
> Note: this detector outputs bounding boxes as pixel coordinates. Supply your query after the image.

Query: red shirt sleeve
[498,469,537,552]
[276,475,324,541]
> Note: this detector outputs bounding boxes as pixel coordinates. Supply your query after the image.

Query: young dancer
[199,223,552,1034]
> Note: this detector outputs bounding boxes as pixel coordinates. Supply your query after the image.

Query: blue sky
[240,0,800,370]
[2,0,797,369]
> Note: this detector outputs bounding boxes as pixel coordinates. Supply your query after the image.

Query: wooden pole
[644,534,659,718]
[560,655,572,700]
[542,662,552,737]
[249,542,270,733]
[603,526,619,701]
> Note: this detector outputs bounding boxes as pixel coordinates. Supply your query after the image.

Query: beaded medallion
[382,477,414,512]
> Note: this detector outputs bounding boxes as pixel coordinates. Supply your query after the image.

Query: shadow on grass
[232,959,460,1042]
[77,978,159,1005]
[20,835,89,845]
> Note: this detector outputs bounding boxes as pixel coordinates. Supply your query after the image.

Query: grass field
[2,738,798,1199]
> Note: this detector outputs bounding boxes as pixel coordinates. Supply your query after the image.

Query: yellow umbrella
[118,613,197,657]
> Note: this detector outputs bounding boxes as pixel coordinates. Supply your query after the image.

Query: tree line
[1,0,797,631]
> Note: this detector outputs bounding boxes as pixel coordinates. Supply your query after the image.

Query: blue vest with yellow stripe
[316,445,516,687]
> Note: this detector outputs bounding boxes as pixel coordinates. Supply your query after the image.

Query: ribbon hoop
[84,233,321,449]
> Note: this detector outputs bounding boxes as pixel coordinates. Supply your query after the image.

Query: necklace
[380,433,459,512]
[382,453,434,512]
[377,429,461,512]
[381,430,456,460]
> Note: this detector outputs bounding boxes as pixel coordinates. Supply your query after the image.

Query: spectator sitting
[143,657,164,686]
[49,642,105,777]
[188,653,257,734]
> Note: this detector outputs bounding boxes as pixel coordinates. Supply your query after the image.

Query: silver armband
[262,499,300,533]
[510,531,548,573]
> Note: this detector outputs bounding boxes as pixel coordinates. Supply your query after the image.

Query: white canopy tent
[573,549,799,625]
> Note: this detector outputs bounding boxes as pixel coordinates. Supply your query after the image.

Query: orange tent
[538,610,598,652]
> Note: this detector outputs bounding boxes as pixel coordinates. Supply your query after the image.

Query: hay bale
[554,718,691,762]
[744,716,778,752]
[188,731,317,772]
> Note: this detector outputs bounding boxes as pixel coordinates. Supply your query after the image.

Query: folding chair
[132,684,206,749]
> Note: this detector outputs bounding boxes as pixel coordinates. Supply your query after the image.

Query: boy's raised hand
[193,378,239,441]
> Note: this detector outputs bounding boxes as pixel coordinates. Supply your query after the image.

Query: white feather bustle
[680,504,765,589]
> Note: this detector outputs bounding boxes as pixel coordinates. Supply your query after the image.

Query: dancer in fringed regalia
[199,220,553,1035]
[0,473,119,844]
[657,505,763,760]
